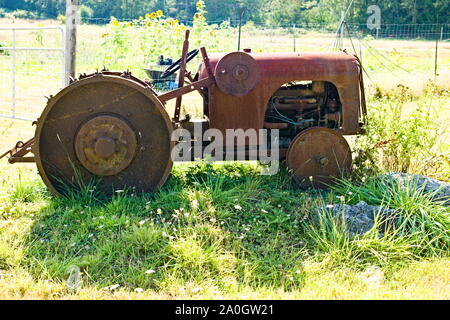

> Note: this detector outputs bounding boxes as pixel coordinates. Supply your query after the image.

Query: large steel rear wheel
[34,73,174,195]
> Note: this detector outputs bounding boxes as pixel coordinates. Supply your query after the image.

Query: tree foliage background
[0,0,448,25]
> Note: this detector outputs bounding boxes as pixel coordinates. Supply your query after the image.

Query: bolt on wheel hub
[75,115,137,176]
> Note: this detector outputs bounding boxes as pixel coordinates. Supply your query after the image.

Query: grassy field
[0,17,449,300]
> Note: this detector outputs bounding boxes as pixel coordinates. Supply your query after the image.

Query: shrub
[79,5,94,24]
[57,14,66,24]
[353,82,449,179]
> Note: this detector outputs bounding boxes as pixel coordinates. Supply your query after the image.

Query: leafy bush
[79,5,93,24]
[100,3,234,71]
[7,9,38,20]
[56,14,65,24]
[353,82,449,180]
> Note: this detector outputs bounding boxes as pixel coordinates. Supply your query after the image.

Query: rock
[380,172,450,205]
[316,201,397,236]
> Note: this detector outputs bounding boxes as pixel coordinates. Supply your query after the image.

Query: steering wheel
[160,49,199,79]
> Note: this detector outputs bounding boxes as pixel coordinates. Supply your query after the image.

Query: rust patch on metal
[214,52,261,97]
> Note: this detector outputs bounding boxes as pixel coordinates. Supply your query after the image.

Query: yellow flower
[156,10,163,17]
[127,22,133,27]
[145,13,151,19]
[150,12,157,19]
[139,16,143,20]
[111,20,119,27]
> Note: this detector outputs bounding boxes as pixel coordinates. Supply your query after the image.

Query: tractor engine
[264,81,342,148]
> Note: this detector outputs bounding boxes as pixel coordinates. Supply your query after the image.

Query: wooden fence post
[65,0,78,86]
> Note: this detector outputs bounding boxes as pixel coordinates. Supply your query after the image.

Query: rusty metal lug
[94,69,104,77]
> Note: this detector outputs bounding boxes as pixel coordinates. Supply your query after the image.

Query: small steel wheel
[286,127,352,189]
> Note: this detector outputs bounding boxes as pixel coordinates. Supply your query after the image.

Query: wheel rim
[286,127,352,189]
[34,74,174,195]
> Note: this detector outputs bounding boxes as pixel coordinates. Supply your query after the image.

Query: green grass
[0,159,448,299]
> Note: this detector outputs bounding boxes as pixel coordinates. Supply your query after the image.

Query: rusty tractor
[1,30,366,195]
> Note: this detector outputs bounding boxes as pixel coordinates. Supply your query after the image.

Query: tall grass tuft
[7,170,47,203]
[330,176,450,258]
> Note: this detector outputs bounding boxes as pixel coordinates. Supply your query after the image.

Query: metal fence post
[435,31,439,77]
[12,29,16,118]
[293,23,296,52]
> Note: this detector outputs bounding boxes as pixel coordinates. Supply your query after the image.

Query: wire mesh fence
[82,17,450,41]
[0,27,65,120]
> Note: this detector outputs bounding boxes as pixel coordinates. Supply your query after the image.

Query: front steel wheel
[286,127,352,189]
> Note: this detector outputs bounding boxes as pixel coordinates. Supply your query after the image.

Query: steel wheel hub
[75,115,137,176]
